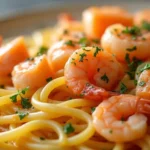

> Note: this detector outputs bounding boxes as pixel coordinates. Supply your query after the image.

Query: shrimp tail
[137,98,150,115]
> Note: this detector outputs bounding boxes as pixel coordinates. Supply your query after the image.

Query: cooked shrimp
[101,24,150,62]
[82,6,133,38]
[134,9,150,25]
[12,55,53,93]
[48,37,100,76]
[0,37,29,85]
[93,94,150,142]
[136,69,150,99]
[64,47,124,101]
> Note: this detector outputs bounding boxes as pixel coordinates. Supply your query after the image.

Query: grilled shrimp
[64,47,124,101]
[0,37,29,85]
[82,6,133,38]
[101,24,150,62]
[93,94,150,142]
[12,55,53,93]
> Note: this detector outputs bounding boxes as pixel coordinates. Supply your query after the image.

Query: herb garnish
[122,26,141,36]
[63,123,75,134]
[36,46,48,56]
[79,53,87,62]
[78,37,89,47]
[142,21,150,31]
[91,107,96,113]
[139,63,150,73]
[93,47,103,57]
[126,46,137,52]
[64,40,75,47]
[101,73,109,83]
[40,137,45,140]
[10,87,32,109]
[119,82,128,94]
[17,111,29,120]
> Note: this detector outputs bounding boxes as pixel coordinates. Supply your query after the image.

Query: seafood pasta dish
[1,5,150,150]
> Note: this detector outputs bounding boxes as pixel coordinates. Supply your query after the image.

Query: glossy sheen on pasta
[0,6,150,150]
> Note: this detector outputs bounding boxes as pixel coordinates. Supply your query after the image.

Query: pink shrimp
[93,94,150,142]
[64,47,124,101]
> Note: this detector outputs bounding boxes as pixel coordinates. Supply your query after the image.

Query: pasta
[0,5,150,150]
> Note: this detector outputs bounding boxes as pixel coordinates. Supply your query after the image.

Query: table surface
[0,0,150,38]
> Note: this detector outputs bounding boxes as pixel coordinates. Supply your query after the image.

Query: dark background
[0,0,150,38]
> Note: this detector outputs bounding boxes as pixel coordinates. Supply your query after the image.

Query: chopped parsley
[139,63,150,73]
[125,53,142,80]
[63,123,75,134]
[46,77,53,83]
[79,53,87,62]
[78,37,89,47]
[134,79,137,86]
[93,47,103,57]
[126,46,137,52]
[91,107,96,113]
[36,46,48,56]
[142,21,150,31]
[138,81,146,86]
[64,40,75,47]
[119,82,128,94]
[17,111,29,120]
[101,73,109,83]
[122,26,141,36]
[10,87,32,109]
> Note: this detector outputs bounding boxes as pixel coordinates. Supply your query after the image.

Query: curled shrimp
[12,55,53,93]
[48,37,100,76]
[92,94,150,142]
[134,9,150,25]
[0,37,29,85]
[64,47,124,101]
[101,24,150,62]
[82,6,133,38]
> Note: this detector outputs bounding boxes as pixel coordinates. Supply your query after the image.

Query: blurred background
[0,0,150,38]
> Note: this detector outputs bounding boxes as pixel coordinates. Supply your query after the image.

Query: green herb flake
[21,97,32,109]
[126,46,137,52]
[122,26,141,36]
[140,63,150,73]
[40,137,45,140]
[64,40,75,47]
[91,107,96,113]
[138,81,146,87]
[10,94,18,103]
[79,53,87,62]
[36,46,48,56]
[46,77,53,83]
[79,37,89,47]
[17,112,29,120]
[63,123,75,134]
[93,47,103,57]
[142,21,150,31]
[101,73,109,83]
[125,53,130,64]
[134,79,137,86]
[21,87,29,95]
[120,82,128,94]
